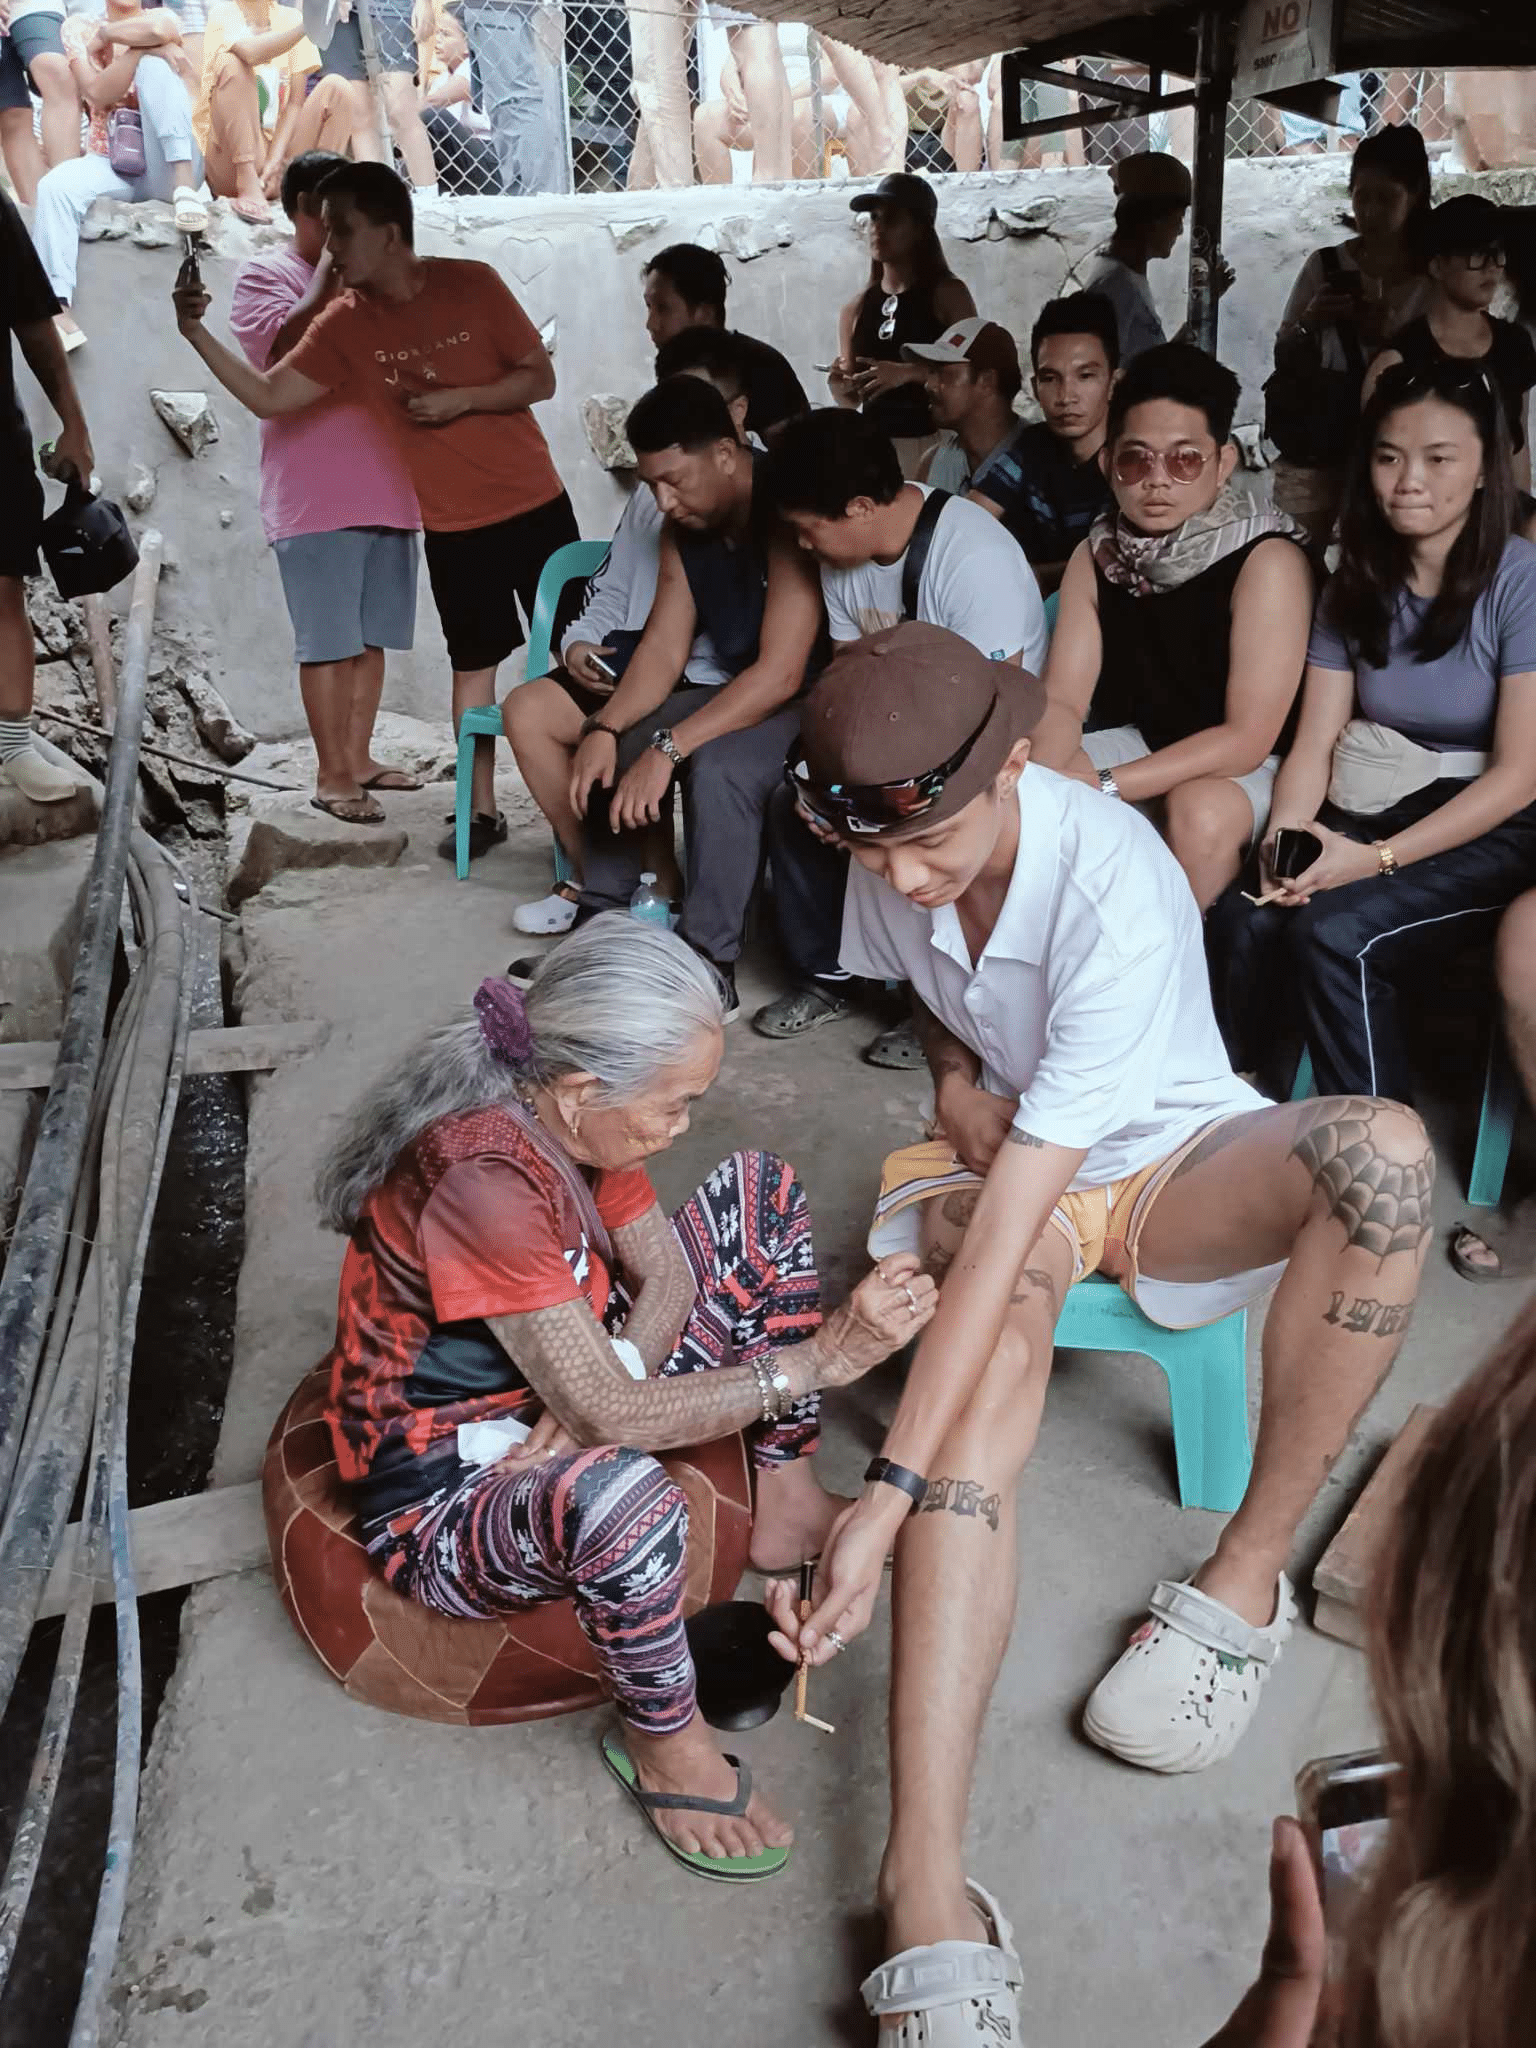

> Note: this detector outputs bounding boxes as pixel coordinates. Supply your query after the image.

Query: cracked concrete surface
[112,790,1518,2047]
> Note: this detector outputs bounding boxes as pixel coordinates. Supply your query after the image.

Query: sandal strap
[633,1754,751,1819]
[1148,1579,1279,1665]
[861,1942,1023,2017]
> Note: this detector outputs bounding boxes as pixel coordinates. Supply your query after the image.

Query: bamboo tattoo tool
[793,1560,835,1735]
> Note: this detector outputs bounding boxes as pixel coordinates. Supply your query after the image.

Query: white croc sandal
[511,883,581,935]
[860,1879,1024,2044]
[1083,1573,1297,1774]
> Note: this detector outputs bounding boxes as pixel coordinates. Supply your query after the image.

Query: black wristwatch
[580,713,622,742]
[865,1457,928,1510]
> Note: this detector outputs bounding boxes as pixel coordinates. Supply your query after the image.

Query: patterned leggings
[368,1151,821,1734]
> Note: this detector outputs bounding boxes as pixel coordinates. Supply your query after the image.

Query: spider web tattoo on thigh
[1290,1099,1435,1263]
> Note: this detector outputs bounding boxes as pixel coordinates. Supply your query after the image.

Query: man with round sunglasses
[1037,342,1313,911]
[764,620,1431,2043]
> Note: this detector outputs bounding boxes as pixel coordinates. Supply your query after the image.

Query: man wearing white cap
[901,314,1028,502]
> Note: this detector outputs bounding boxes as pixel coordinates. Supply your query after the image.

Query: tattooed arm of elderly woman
[488,1256,924,1453]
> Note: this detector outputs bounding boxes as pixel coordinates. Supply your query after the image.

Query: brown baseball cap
[796,623,1045,839]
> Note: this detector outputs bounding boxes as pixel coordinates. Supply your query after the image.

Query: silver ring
[825,1630,847,1655]
[903,1285,918,1314]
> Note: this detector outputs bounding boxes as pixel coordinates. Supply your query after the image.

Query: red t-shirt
[324,1105,655,1514]
[283,258,565,533]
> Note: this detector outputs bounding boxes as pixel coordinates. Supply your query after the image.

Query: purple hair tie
[474,977,534,1066]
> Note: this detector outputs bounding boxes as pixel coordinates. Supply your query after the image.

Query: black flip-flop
[359,767,424,791]
[310,793,385,826]
[1449,1221,1504,1283]
[599,1731,788,1883]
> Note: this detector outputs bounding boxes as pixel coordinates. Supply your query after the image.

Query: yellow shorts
[869,1119,1284,1330]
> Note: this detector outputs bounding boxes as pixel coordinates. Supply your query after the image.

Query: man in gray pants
[530,376,824,1014]
[458,0,568,194]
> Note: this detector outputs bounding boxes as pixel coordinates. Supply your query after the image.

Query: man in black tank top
[559,376,824,1012]
[1035,343,1313,910]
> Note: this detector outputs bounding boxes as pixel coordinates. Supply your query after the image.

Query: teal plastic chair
[452,539,610,882]
[1055,1276,1252,1512]
[1041,588,1059,640]
[1290,1034,1517,1208]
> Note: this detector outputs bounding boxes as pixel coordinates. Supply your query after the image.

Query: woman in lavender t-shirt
[1208,358,1536,1108]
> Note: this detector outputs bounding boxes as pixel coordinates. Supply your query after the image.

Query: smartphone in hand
[1271,826,1324,881]
[1296,1748,1395,1972]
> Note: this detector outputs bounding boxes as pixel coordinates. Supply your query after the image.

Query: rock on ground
[227,810,408,907]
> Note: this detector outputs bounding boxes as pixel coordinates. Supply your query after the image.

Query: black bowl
[685,1600,796,1732]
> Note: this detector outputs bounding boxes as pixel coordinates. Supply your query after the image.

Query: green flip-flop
[599,1731,789,1884]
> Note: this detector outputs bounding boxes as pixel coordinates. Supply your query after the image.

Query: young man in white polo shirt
[754,405,1048,1063]
[766,622,1431,2044]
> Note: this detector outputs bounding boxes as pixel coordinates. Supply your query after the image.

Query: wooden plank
[1312,1593,1366,1651]
[39,1482,268,1619]
[1311,1404,1439,1643]
[0,1019,327,1092]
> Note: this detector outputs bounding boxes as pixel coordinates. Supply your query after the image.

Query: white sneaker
[1083,1572,1296,1774]
[173,190,209,235]
[511,886,580,936]
[2,745,79,803]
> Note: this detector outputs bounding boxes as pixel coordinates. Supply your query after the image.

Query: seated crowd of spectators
[6,125,1536,1272]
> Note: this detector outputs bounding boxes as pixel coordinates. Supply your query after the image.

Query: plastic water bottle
[629,873,671,927]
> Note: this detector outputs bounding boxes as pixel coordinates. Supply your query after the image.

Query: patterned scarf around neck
[1090,480,1307,597]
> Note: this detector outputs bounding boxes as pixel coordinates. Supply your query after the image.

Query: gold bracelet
[1374,841,1398,877]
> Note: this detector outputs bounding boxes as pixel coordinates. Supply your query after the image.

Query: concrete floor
[112,787,1520,2048]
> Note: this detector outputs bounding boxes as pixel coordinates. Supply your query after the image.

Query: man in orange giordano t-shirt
[172,160,578,852]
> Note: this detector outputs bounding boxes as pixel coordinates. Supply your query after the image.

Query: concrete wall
[14,158,1490,739]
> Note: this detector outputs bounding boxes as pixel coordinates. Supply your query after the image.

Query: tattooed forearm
[611,1203,698,1368]
[914,994,982,1091]
[489,1300,829,1451]
[1322,1293,1414,1338]
[1006,1128,1044,1149]
[919,1475,1003,1532]
[1290,1100,1435,1262]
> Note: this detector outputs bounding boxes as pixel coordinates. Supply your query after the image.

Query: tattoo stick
[793,1560,812,1723]
[792,1560,835,1731]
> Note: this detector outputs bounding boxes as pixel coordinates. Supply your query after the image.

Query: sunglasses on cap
[1374,358,1500,410]
[786,698,996,837]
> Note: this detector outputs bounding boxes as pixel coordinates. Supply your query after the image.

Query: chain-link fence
[1225,68,1452,160]
[0,2,1527,214]
[405,17,1507,202]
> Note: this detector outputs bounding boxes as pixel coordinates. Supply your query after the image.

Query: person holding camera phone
[502,327,775,940]
[1203,1302,1536,2048]
[1207,356,1536,1107]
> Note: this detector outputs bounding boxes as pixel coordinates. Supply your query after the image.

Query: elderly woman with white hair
[315,915,935,1883]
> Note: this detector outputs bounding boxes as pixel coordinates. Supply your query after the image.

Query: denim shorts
[319,4,416,81]
[0,11,66,104]
[272,526,420,664]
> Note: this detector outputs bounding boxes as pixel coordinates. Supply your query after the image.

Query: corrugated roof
[748,0,1536,74]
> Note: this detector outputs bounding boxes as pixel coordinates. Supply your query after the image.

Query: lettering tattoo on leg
[1290,1100,1435,1263]
[1322,1293,1415,1338]
[919,1475,1003,1532]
